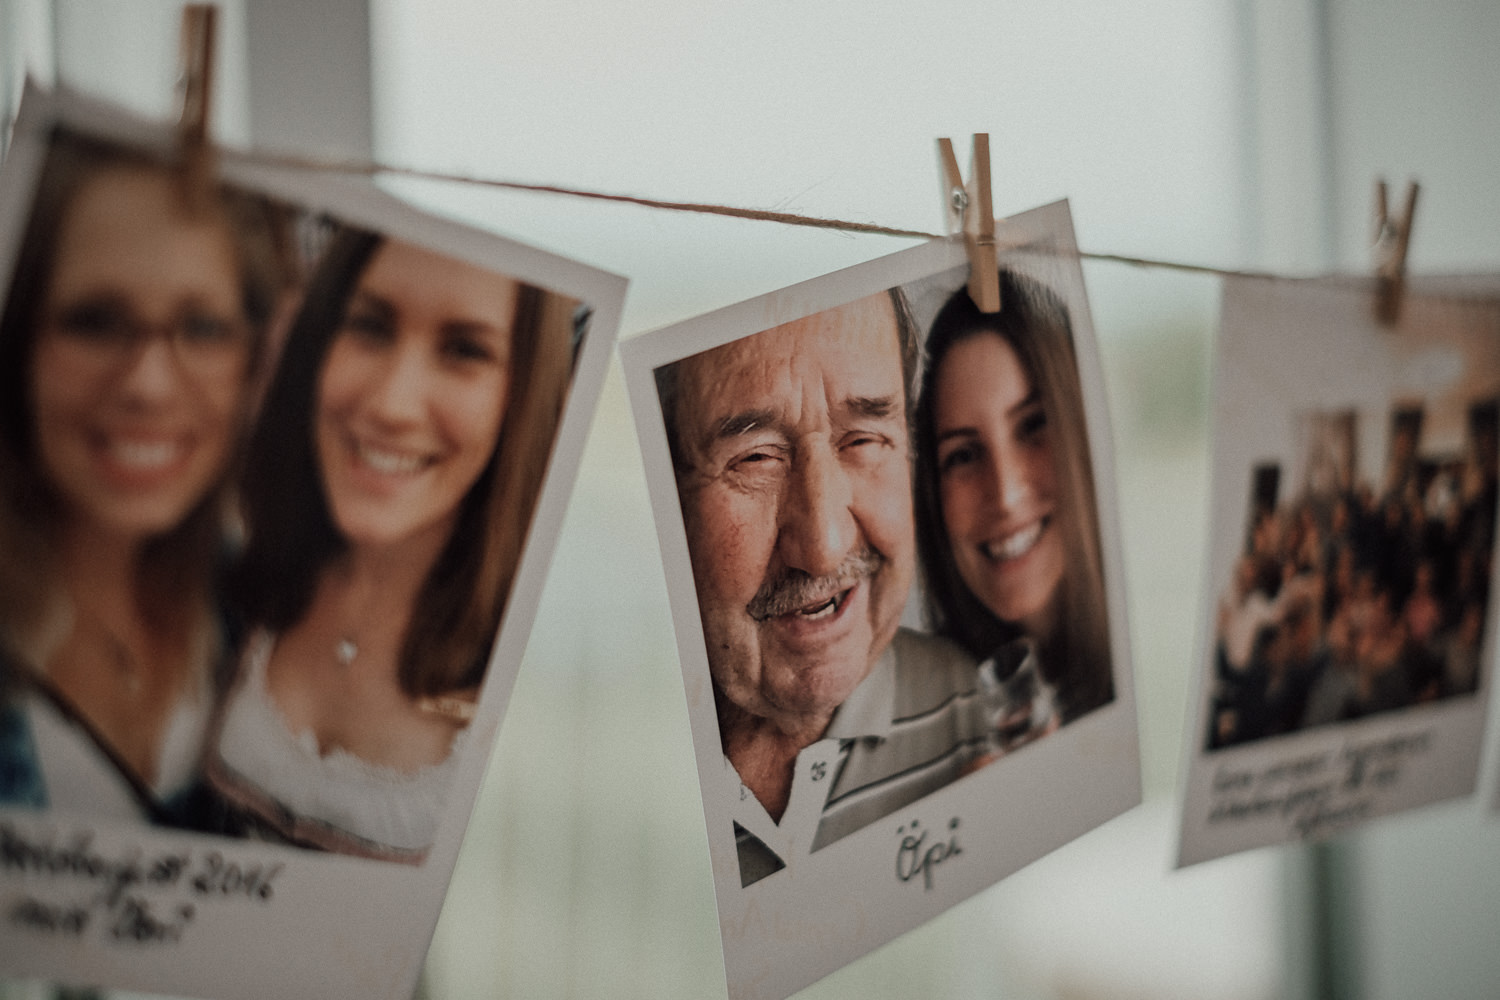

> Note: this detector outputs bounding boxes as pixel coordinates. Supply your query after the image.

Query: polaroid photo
[622,200,1140,1000]
[1177,274,1500,867]
[0,83,624,998]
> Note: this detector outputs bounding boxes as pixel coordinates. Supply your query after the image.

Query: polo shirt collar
[824,640,896,741]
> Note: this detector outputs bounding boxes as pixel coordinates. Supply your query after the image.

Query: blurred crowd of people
[1209,411,1497,750]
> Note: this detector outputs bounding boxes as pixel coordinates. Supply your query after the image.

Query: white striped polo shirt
[731,628,988,886]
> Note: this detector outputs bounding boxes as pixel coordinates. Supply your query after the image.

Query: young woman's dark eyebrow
[936,426,979,446]
[1009,389,1042,417]
[935,390,1042,445]
[346,289,394,318]
[441,317,507,340]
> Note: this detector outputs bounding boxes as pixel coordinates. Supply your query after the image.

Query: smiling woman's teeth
[357,442,426,475]
[983,521,1043,562]
[110,440,179,470]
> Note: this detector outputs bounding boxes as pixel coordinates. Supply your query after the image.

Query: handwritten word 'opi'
[895,817,962,891]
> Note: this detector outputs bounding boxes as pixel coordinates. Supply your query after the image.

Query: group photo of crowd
[1208,400,1498,750]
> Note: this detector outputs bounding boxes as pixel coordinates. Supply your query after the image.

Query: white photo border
[1177,274,1500,867]
[0,82,626,999]
[622,201,1140,1000]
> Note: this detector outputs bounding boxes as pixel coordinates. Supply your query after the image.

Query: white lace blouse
[211,630,466,861]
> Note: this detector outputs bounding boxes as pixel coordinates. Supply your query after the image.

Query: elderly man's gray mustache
[745,547,884,622]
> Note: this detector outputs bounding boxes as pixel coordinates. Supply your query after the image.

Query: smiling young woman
[913,270,1114,730]
[0,129,286,818]
[195,228,577,862]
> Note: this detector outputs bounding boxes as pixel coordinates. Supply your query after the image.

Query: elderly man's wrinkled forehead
[668,292,906,461]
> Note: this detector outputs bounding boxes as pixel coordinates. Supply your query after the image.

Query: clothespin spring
[937,134,1001,314]
[1372,178,1418,325]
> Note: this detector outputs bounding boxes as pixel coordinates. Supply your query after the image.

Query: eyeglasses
[42,300,252,383]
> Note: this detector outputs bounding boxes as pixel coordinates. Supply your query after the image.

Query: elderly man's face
[671,292,913,734]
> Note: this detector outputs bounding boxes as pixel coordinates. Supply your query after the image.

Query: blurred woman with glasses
[0,129,285,819]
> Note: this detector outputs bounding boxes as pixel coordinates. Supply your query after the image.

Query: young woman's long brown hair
[913,269,1114,722]
[232,228,578,698]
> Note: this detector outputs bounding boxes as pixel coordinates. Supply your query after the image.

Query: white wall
[1326,2,1500,273]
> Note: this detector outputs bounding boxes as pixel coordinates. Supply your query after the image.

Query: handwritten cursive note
[0,822,283,948]
[894,817,962,891]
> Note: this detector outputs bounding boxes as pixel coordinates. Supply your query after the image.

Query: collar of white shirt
[725,641,897,871]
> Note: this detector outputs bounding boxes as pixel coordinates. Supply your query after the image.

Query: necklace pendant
[336,638,358,667]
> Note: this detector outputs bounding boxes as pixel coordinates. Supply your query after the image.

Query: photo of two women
[0,126,579,865]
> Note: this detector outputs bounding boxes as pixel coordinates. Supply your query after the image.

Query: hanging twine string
[9,114,1436,288]
[1075,251,1285,281]
[242,150,940,239]
[238,148,1306,281]
[204,146,1500,303]
[16,113,1274,275]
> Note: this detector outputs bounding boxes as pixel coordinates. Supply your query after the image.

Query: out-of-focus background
[3,1,1500,998]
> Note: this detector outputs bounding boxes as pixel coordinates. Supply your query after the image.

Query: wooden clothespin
[937,134,1000,313]
[175,3,218,213]
[1372,178,1418,325]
